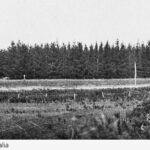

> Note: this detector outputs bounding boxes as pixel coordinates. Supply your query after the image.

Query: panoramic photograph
[0,0,150,142]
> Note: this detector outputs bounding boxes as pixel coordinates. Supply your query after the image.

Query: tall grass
[0,87,150,139]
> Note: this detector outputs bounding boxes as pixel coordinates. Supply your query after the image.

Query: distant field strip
[1,78,150,86]
[0,83,150,91]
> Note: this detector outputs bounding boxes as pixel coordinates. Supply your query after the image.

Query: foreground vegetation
[0,87,150,139]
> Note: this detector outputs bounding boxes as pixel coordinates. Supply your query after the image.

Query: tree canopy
[0,40,150,79]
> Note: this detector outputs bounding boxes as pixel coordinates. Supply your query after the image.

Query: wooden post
[73,93,76,111]
[45,93,48,98]
[97,58,99,73]
[23,74,26,80]
[134,62,137,86]
[18,93,20,98]
[102,91,104,98]
[128,91,131,97]
[74,93,76,101]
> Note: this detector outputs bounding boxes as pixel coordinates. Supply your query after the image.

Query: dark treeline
[0,40,150,79]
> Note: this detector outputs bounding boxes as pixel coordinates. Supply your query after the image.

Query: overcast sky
[0,0,150,48]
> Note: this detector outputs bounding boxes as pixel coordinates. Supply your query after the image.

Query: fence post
[102,91,104,98]
[18,93,20,98]
[74,93,76,101]
[134,62,137,86]
[45,93,48,98]
[23,74,26,80]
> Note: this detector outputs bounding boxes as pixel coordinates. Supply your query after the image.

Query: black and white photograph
[0,0,150,148]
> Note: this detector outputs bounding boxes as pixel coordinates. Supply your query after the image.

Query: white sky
[0,0,150,48]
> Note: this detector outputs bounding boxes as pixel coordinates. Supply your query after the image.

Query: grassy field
[0,78,150,88]
[0,87,150,139]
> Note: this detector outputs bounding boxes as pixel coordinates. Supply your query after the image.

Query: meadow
[0,84,150,139]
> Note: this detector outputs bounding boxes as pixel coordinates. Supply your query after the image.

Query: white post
[74,93,76,101]
[102,91,104,98]
[18,93,20,98]
[45,93,48,98]
[96,58,99,75]
[134,62,137,86]
[23,74,26,80]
